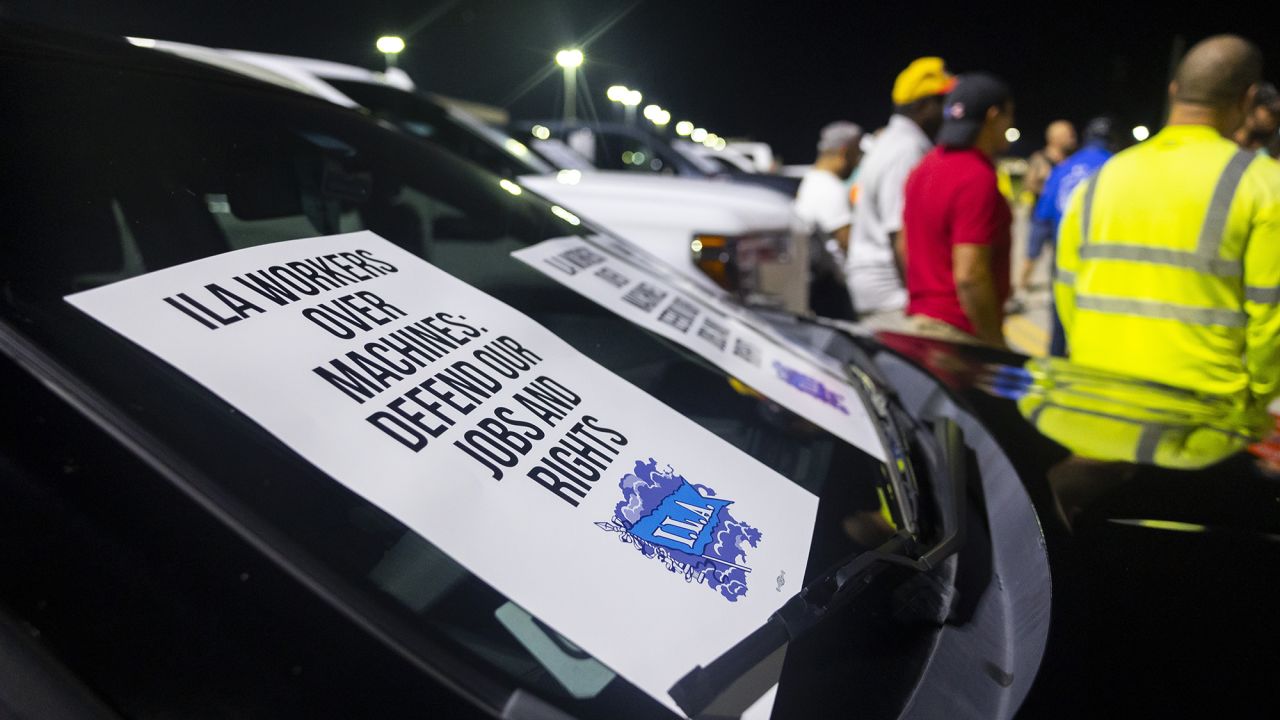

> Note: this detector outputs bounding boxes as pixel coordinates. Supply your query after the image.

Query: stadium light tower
[555,48,585,123]
[376,35,405,70]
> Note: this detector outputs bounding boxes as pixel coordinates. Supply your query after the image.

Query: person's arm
[1025,153,1049,197]
[949,169,1011,347]
[953,243,1006,346]
[891,229,906,279]
[832,224,851,253]
[1244,174,1280,418]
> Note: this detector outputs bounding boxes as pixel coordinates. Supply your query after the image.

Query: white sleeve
[812,178,853,233]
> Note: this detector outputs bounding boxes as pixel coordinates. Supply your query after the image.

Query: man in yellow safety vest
[1056,34,1280,429]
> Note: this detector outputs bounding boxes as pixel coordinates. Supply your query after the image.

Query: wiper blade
[668,414,968,717]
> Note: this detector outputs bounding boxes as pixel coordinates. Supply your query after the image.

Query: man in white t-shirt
[794,121,863,319]
[846,57,953,326]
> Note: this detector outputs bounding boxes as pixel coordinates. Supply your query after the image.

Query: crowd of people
[794,35,1280,431]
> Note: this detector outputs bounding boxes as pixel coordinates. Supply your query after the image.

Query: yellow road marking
[1004,314,1048,356]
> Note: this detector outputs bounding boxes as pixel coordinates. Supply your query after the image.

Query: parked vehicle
[147,43,809,315]
[1,23,1048,720]
[512,120,802,198]
[772,317,1280,718]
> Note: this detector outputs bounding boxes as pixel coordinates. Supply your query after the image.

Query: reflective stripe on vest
[1073,149,1257,326]
[1079,149,1254,277]
[1075,295,1247,327]
[1246,284,1280,304]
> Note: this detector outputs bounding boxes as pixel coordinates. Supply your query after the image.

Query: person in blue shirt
[1032,116,1117,356]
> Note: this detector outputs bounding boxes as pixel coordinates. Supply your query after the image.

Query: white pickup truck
[141,41,809,314]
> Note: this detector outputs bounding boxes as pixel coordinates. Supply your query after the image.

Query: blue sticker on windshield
[773,361,850,415]
[597,459,761,602]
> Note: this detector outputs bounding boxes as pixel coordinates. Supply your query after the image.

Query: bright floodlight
[643,104,661,121]
[531,124,551,140]
[376,36,405,54]
[499,179,523,196]
[1132,125,1150,141]
[555,48,584,69]
[690,127,708,143]
[126,36,157,48]
[623,89,643,106]
[606,85,629,102]
[675,121,694,136]
[1005,127,1021,143]
[654,110,671,126]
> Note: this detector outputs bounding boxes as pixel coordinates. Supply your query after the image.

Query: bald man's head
[1173,35,1263,108]
[1045,120,1078,154]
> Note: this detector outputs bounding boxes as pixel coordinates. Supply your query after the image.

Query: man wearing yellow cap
[846,57,956,329]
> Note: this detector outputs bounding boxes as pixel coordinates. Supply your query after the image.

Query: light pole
[376,35,405,70]
[555,48,584,124]
[621,88,642,126]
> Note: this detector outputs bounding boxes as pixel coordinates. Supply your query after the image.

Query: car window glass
[0,49,918,720]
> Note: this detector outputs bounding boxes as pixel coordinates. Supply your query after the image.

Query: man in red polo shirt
[902,73,1015,347]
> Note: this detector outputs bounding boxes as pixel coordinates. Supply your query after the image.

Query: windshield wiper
[668,380,967,718]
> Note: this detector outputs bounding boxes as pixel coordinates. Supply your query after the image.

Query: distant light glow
[643,104,662,121]
[1132,125,1151,141]
[702,133,720,148]
[654,110,671,126]
[623,89,643,107]
[713,138,727,151]
[504,138,530,157]
[606,85,629,102]
[1005,127,1021,143]
[632,151,647,165]
[499,179,523,196]
[376,36,406,54]
[531,124,551,140]
[621,151,634,164]
[550,205,581,226]
[556,169,583,185]
[675,121,694,136]
[690,239,704,253]
[126,36,157,48]
[690,128,708,143]
[555,48,584,69]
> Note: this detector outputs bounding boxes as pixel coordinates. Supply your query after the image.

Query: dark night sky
[7,1,1280,162]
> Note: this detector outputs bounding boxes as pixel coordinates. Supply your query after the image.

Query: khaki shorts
[856,307,910,333]
[906,314,986,345]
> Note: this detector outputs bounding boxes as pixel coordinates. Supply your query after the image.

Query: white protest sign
[512,237,887,462]
[65,231,818,716]
[569,231,851,377]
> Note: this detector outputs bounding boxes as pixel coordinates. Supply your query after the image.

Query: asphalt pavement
[1004,204,1052,356]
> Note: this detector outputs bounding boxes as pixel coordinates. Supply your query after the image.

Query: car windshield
[0,36,936,719]
[323,77,559,178]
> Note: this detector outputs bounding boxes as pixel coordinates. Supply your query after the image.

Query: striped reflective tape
[1077,244,1243,276]
[1196,150,1256,259]
[1076,294,1247,327]
[1077,150,1253,275]
[1135,424,1164,464]
[1081,176,1098,246]
[1245,285,1280,304]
